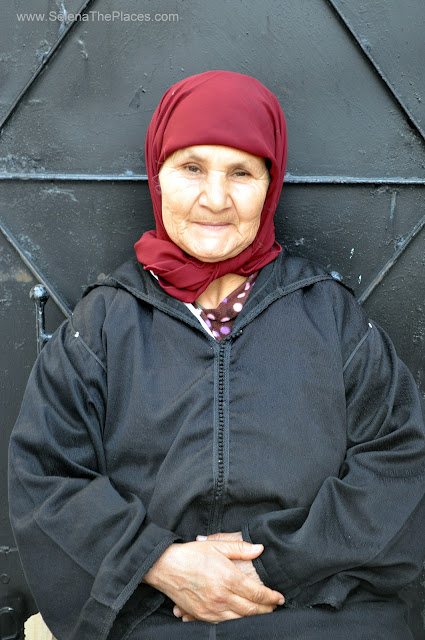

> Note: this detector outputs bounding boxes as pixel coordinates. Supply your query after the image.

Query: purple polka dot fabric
[195,271,258,340]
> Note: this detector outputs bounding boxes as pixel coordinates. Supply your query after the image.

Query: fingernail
[251,543,263,551]
[182,616,189,622]
[196,535,208,541]
[173,606,182,618]
[278,596,285,605]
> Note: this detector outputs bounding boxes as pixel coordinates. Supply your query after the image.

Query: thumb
[210,540,264,560]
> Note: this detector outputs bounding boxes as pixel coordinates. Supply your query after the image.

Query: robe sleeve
[243,305,425,608]
[8,291,180,640]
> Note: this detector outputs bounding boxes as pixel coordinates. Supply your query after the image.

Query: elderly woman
[8,71,425,640]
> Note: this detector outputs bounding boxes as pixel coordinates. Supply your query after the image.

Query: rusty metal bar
[358,212,425,305]
[0,220,71,318]
[0,0,97,133]
[1,172,425,185]
[325,0,425,144]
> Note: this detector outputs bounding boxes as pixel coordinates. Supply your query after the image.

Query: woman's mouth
[195,222,230,230]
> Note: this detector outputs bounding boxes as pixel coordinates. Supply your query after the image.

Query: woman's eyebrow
[178,152,260,172]
[177,151,205,164]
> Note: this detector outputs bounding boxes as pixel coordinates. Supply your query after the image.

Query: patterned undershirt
[195,271,259,340]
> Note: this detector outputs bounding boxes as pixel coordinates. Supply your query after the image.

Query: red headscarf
[134,70,287,303]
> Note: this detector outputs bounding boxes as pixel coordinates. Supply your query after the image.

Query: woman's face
[158,145,270,263]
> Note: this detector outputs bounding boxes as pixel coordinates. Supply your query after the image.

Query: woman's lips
[194,222,230,230]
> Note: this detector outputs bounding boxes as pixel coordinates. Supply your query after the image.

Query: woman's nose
[199,173,230,212]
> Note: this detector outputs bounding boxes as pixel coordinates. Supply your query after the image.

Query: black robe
[9,251,425,639]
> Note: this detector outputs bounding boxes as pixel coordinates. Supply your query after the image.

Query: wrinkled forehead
[161,144,269,171]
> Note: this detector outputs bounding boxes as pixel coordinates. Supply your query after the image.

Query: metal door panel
[1,180,153,308]
[1,0,425,636]
[0,0,90,125]
[2,0,425,178]
[330,0,425,136]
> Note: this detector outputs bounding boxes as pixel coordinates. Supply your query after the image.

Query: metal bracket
[30,285,53,354]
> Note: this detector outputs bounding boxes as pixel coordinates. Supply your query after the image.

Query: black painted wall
[1,0,424,635]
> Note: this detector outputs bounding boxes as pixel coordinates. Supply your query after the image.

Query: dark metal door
[1,1,424,635]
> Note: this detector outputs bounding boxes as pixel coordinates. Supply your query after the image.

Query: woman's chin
[191,252,231,263]
[189,246,243,263]
[183,239,238,263]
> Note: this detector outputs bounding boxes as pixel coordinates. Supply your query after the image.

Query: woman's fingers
[195,540,284,607]
[224,562,284,607]
[205,540,283,601]
[221,593,278,618]
[173,606,197,622]
[174,598,277,623]
[144,541,284,623]
[168,539,285,623]
[231,558,264,584]
[196,533,265,585]
[207,539,264,561]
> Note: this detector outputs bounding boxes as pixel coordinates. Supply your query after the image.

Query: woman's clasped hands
[143,531,285,624]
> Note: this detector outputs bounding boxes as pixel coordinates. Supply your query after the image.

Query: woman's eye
[185,165,200,173]
[234,170,249,177]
